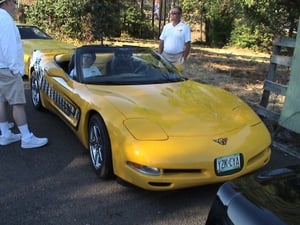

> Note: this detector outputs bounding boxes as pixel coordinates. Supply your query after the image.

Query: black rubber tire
[88,114,113,179]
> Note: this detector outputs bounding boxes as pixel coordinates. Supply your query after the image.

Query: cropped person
[0,0,48,149]
[158,6,191,71]
[109,49,135,74]
[108,48,148,75]
[69,52,101,78]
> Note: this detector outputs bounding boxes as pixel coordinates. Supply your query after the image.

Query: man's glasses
[170,11,180,15]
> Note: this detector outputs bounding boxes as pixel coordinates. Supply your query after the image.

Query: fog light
[127,161,161,176]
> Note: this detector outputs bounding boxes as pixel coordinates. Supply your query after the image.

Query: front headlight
[124,118,168,141]
[127,161,161,176]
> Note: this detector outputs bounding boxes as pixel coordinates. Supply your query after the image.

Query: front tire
[30,71,43,110]
[88,115,113,179]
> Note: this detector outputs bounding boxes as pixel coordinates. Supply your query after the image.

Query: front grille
[163,169,202,175]
[148,182,172,187]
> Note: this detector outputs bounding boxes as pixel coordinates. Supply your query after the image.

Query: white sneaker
[0,132,21,145]
[21,133,48,149]
[0,122,15,135]
[8,122,14,129]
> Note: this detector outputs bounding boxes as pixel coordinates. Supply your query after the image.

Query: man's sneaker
[21,133,48,149]
[0,133,21,145]
[0,123,15,135]
[8,122,14,129]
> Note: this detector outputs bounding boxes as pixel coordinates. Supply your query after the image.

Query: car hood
[230,164,300,225]
[22,39,74,53]
[87,80,262,136]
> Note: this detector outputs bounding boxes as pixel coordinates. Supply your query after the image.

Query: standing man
[158,6,191,71]
[0,0,48,149]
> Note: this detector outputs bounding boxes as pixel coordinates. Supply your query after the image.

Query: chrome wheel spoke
[90,124,103,169]
[88,115,112,179]
[31,79,40,106]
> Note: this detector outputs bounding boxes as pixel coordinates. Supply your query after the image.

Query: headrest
[114,48,133,57]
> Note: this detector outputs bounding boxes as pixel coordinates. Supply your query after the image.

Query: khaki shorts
[162,52,183,63]
[162,52,185,72]
[0,68,26,105]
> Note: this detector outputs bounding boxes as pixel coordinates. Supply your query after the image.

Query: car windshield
[74,47,186,85]
[18,25,52,40]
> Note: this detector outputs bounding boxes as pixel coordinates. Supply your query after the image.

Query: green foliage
[229,0,299,50]
[181,0,203,23]
[23,0,300,51]
[229,20,256,48]
[180,0,300,50]
[82,1,121,42]
[121,3,153,38]
[208,16,234,47]
[202,0,235,47]
[53,0,86,40]
[25,0,121,43]
[229,19,274,51]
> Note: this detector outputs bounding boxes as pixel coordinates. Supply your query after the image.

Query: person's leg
[12,104,32,139]
[12,104,48,149]
[0,73,25,144]
[12,104,27,125]
[0,101,21,145]
[12,103,48,148]
[0,101,8,121]
[0,101,15,129]
[1,73,48,148]
[0,101,10,135]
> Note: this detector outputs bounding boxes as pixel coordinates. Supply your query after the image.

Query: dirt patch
[185,46,290,111]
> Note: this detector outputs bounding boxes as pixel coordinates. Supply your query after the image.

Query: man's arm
[158,40,164,54]
[182,41,191,61]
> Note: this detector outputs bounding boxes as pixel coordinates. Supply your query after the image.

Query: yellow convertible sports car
[29,45,271,191]
[17,24,74,77]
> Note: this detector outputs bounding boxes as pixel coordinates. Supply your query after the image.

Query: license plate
[215,153,242,176]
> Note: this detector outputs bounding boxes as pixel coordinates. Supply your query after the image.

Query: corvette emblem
[213,138,228,145]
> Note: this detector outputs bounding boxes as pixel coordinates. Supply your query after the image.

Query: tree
[25,0,121,43]
[22,0,300,51]
[229,0,300,50]
[181,0,300,49]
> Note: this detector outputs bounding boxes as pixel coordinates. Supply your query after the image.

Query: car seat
[109,49,134,74]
